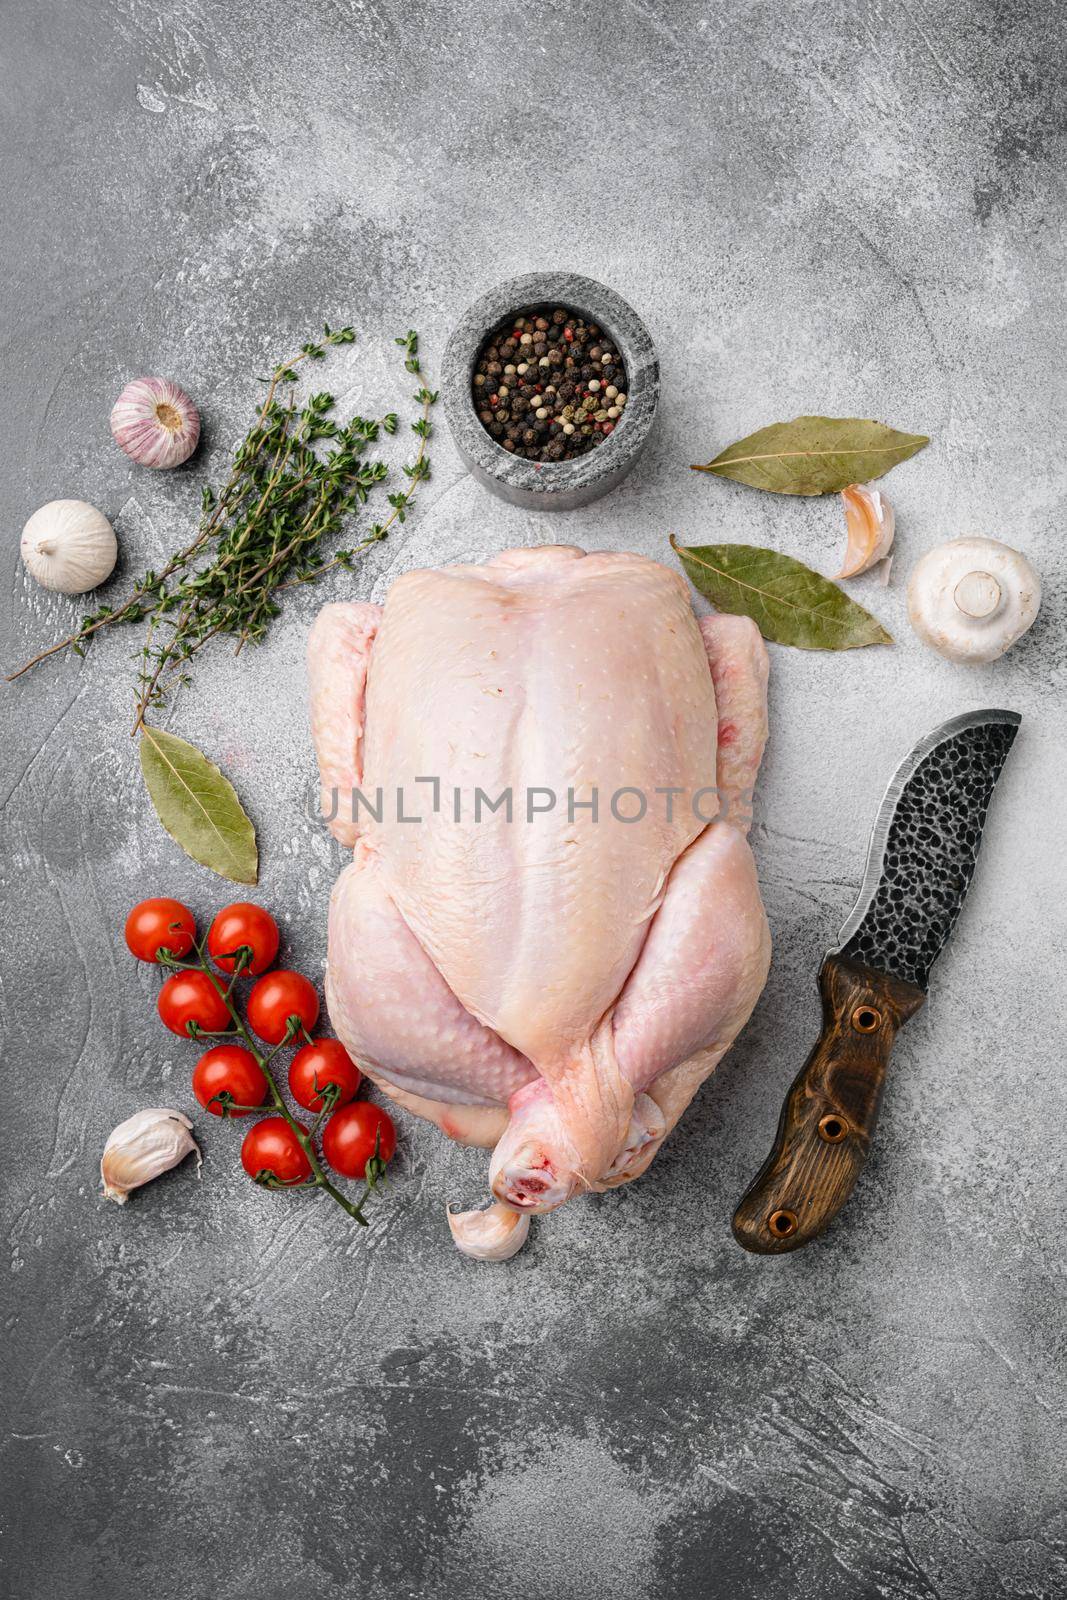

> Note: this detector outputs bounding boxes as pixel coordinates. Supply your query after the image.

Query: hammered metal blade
[829,709,1021,991]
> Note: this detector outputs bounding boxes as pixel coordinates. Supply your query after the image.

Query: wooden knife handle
[732,954,926,1254]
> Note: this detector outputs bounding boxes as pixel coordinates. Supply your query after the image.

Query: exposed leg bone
[489,1078,582,1213]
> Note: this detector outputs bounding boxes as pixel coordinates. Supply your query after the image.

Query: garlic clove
[20,499,117,594]
[101,1108,201,1204]
[111,376,200,469]
[836,483,895,578]
[447,1199,531,1261]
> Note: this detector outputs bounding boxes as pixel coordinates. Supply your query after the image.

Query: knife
[732,707,1021,1255]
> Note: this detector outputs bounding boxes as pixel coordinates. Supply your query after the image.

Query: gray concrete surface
[2,2,1064,1596]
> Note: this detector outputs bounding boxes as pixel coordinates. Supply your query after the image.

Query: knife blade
[732,707,1021,1255]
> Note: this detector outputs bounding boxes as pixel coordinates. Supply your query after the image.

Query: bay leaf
[671,537,892,651]
[691,415,928,495]
[139,725,258,884]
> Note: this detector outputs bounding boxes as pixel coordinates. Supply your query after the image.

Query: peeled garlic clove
[110,376,200,469]
[447,1199,531,1261]
[101,1108,201,1204]
[21,499,118,594]
[836,483,895,578]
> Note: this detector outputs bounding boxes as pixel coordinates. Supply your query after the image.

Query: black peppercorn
[472,303,627,465]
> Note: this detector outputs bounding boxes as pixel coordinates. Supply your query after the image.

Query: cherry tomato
[124,898,196,963]
[193,1044,269,1117]
[322,1102,396,1180]
[288,1039,362,1112]
[207,902,280,977]
[157,969,231,1037]
[246,970,319,1044]
[240,1117,312,1185]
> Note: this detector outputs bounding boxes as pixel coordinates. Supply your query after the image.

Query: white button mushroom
[907,537,1041,663]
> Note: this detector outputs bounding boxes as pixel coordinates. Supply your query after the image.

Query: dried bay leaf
[691,415,928,495]
[671,537,892,651]
[139,725,258,883]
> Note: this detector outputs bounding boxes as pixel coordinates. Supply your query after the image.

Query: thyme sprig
[7,327,438,736]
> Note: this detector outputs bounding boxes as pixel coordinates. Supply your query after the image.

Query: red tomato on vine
[288,1039,362,1112]
[323,1102,396,1181]
[207,903,280,977]
[125,898,196,963]
[157,970,231,1036]
[193,1045,269,1117]
[240,1117,312,1186]
[246,970,319,1044]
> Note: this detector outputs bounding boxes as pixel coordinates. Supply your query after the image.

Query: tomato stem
[222,948,252,998]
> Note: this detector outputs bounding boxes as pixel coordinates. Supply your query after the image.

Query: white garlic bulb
[447,1199,531,1261]
[101,1108,201,1204]
[110,376,200,469]
[21,499,117,594]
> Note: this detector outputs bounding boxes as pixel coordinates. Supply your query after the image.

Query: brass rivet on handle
[818,1113,849,1143]
[852,1005,882,1033]
[768,1208,798,1238]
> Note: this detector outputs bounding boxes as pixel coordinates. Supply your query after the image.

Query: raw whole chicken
[307,545,771,1258]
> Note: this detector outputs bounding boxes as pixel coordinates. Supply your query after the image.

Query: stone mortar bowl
[442,271,659,512]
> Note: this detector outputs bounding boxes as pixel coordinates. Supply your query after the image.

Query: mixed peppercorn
[472,306,628,462]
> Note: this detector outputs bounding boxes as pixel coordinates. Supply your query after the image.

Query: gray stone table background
[1,3,1064,1597]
